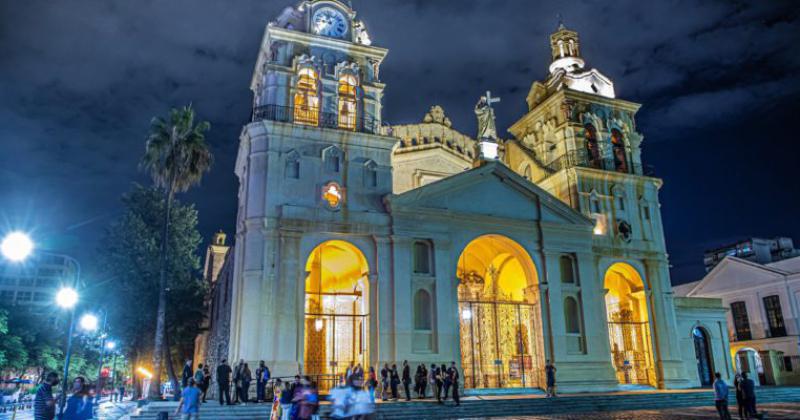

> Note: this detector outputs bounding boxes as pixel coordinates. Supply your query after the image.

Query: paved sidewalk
[0,400,137,420]
[489,402,800,419]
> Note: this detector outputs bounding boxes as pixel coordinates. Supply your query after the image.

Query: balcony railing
[252,104,380,134]
[542,150,655,177]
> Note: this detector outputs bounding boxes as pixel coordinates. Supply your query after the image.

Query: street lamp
[0,231,34,262]
[2,232,83,418]
[106,341,116,351]
[79,313,99,331]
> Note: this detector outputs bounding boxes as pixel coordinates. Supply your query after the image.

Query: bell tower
[504,23,690,389]
[230,0,395,371]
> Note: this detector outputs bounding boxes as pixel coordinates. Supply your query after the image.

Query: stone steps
[130,387,800,420]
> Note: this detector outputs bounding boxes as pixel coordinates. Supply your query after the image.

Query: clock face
[312,7,348,38]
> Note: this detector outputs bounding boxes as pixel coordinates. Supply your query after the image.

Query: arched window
[564,296,581,334]
[285,151,300,179]
[560,255,576,284]
[414,289,432,330]
[523,165,532,181]
[338,74,358,130]
[611,129,628,173]
[323,147,341,173]
[584,124,600,168]
[294,67,319,126]
[363,160,377,188]
[413,240,433,274]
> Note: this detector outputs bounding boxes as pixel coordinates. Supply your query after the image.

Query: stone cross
[485,90,501,108]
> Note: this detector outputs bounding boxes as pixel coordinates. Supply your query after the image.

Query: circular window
[322,181,344,210]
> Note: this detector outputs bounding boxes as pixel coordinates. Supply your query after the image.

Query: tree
[97,184,207,397]
[139,105,211,398]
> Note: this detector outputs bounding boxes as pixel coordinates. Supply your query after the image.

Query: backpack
[194,370,204,384]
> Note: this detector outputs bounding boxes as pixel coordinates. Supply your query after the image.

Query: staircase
[130,387,800,419]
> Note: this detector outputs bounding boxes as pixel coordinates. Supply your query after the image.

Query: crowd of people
[712,371,760,420]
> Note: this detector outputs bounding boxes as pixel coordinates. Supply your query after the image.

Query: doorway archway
[303,240,369,390]
[693,327,714,387]
[456,234,545,389]
[604,262,657,387]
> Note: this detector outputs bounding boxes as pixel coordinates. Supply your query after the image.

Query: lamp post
[2,231,83,418]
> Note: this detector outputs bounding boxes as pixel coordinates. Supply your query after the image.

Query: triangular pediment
[688,257,788,296]
[386,161,592,226]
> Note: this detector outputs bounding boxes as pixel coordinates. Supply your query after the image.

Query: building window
[523,165,532,181]
[294,67,319,126]
[564,296,581,334]
[591,197,601,213]
[785,356,794,372]
[584,124,600,168]
[643,205,651,220]
[413,289,433,330]
[363,160,377,188]
[611,129,628,173]
[559,255,576,284]
[338,74,358,130]
[617,196,625,211]
[324,147,341,173]
[730,301,752,341]
[413,241,433,274]
[285,152,300,179]
[763,295,787,337]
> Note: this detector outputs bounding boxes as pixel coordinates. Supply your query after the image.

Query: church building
[203,0,733,393]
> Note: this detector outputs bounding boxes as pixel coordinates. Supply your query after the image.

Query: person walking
[279,382,293,420]
[181,360,193,389]
[240,363,252,404]
[175,378,201,420]
[380,364,389,401]
[390,364,400,400]
[352,363,364,389]
[401,360,412,401]
[256,361,270,403]
[367,366,377,403]
[545,360,557,398]
[216,359,232,405]
[448,362,460,407]
[63,376,94,420]
[269,378,283,420]
[201,364,211,403]
[232,359,244,404]
[34,372,59,420]
[741,372,757,418]
[713,372,732,420]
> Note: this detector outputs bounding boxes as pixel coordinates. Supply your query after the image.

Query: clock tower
[230,0,394,375]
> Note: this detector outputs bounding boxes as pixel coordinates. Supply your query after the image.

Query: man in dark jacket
[741,372,757,417]
[232,359,244,404]
[256,361,270,403]
[181,360,193,389]
[216,359,232,405]
[401,360,412,401]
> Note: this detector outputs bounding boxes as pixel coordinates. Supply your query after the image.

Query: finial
[556,13,565,31]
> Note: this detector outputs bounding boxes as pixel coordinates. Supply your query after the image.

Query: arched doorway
[456,235,545,389]
[734,347,765,386]
[303,240,369,391]
[693,327,714,387]
[604,262,657,387]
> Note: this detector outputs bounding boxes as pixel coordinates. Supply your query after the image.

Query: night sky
[1,1,798,285]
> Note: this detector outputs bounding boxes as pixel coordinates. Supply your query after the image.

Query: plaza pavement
[490,402,800,419]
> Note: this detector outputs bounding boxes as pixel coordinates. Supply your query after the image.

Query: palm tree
[140,105,212,399]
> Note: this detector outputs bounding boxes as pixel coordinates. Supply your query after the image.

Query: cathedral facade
[205,0,733,393]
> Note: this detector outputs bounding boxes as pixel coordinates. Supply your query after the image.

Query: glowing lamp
[461,308,472,320]
[55,287,79,309]
[105,341,116,350]
[79,313,99,331]
[1,231,34,262]
[314,318,324,331]
[136,366,153,379]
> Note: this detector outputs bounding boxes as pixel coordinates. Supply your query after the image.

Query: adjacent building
[202,0,732,393]
[0,253,77,309]
[675,253,800,385]
[703,237,800,273]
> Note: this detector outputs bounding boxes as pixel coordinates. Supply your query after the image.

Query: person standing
[441,364,451,401]
[733,374,745,419]
[380,364,389,401]
[63,376,94,420]
[389,364,400,401]
[713,372,731,420]
[232,359,244,404]
[448,362,460,407]
[741,372,757,418]
[545,360,557,398]
[34,372,59,420]
[240,363,252,404]
[181,360,193,389]
[256,361,270,403]
[367,366,377,403]
[175,378,201,420]
[279,382,293,420]
[401,360,411,401]
[413,365,423,399]
[419,364,428,398]
[216,359,232,405]
[193,364,205,396]
[352,363,364,389]
[201,364,211,403]
[433,364,443,404]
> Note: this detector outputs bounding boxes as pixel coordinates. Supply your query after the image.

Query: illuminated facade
[211,0,734,393]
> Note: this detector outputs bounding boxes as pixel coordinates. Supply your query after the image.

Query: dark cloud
[1,0,798,283]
